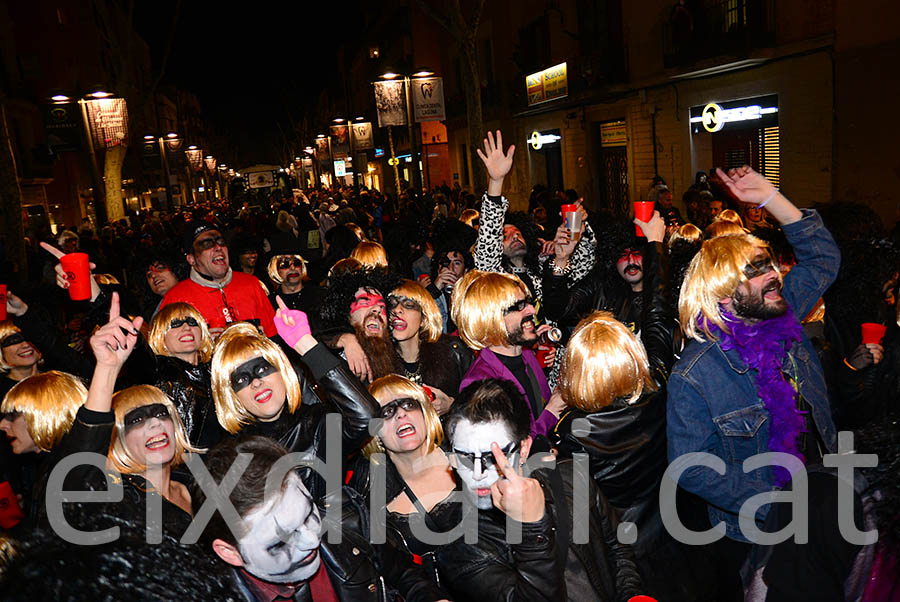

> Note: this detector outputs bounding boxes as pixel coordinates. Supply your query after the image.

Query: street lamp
[143,132,180,210]
[377,68,433,192]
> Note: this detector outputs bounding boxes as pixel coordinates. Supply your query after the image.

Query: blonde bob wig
[559,311,656,411]
[210,322,301,434]
[714,209,744,226]
[147,302,213,362]
[1,371,86,452]
[0,322,33,373]
[451,270,528,351]
[704,219,747,239]
[267,254,307,285]
[350,241,388,269]
[667,223,702,250]
[679,233,774,342]
[108,385,201,474]
[390,280,442,343]
[363,374,443,461]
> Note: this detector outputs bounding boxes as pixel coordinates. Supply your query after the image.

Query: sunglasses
[742,255,778,280]
[277,258,304,270]
[123,403,171,431]
[169,316,199,330]
[503,296,534,315]
[388,296,421,312]
[452,441,519,472]
[195,236,227,251]
[0,333,25,348]
[0,410,22,422]
[380,397,421,420]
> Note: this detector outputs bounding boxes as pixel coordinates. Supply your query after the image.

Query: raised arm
[86,293,144,413]
[474,131,516,273]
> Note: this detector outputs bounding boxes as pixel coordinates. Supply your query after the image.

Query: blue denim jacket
[666,210,840,542]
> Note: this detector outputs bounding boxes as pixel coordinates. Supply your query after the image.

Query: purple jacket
[459,348,555,437]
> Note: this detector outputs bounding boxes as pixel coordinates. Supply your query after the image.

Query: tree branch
[415,0,458,37]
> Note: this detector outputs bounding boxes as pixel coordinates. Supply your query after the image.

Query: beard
[733,280,788,321]
[507,315,538,346]
[353,323,401,379]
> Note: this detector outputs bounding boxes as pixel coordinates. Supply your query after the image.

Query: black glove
[846,344,875,370]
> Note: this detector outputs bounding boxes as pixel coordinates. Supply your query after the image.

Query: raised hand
[425,385,453,416]
[338,332,372,383]
[475,130,515,190]
[5,291,28,317]
[715,166,777,206]
[40,241,100,301]
[89,292,143,368]
[633,210,666,244]
[489,441,545,523]
[552,223,579,265]
[274,295,312,349]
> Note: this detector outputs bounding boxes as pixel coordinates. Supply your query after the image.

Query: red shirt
[161,271,277,337]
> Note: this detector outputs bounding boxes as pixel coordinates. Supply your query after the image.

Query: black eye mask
[123,403,171,432]
[230,357,277,392]
[0,333,25,348]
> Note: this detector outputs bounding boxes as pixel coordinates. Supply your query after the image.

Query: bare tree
[91,0,180,223]
[416,0,487,191]
[0,98,26,285]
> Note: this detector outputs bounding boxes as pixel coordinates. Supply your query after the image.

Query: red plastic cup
[628,597,658,602]
[561,203,581,232]
[861,322,887,345]
[0,284,6,321]
[634,201,654,236]
[0,481,24,529]
[59,252,92,301]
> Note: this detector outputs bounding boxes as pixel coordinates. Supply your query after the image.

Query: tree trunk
[0,102,26,285]
[461,38,485,193]
[104,143,128,222]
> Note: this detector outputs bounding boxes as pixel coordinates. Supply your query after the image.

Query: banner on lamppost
[248,171,275,189]
[185,148,203,171]
[164,138,184,174]
[350,122,375,150]
[412,77,445,122]
[42,103,82,152]
[314,137,330,163]
[83,98,129,148]
[330,124,349,159]
[373,80,407,127]
[205,156,217,172]
[301,157,313,168]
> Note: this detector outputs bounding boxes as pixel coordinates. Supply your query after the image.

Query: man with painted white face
[437,378,643,602]
[195,435,450,602]
[161,221,277,338]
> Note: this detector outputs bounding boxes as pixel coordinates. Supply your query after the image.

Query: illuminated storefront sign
[529,131,561,150]
[525,62,568,106]
[689,95,779,134]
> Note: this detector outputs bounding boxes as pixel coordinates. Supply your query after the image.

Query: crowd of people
[0,129,897,601]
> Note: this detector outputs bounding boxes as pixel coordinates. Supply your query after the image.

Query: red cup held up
[561,203,581,232]
[0,284,7,321]
[0,481,24,529]
[59,252,92,301]
[861,322,887,345]
[634,201,655,237]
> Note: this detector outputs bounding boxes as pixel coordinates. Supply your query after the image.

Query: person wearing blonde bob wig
[453,269,556,437]
[211,301,379,499]
[346,374,456,585]
[0,371,86,522]
[55,293,200,536]
[265,253,324,330]
[388,280,473,416]
[350,240,389,270]
[125,302,224,449]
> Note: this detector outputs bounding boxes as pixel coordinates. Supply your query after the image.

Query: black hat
[183,220,219,254]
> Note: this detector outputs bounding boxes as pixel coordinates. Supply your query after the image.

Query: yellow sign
[702,103,725,133]
[388,157,399,166]
[525,62,568,106]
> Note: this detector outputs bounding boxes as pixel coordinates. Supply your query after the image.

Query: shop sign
[529,131,561,150]
[334,160,346,177]
[600,121,627,147]
[525,62,568,106]
[412,77,446,122]
[690,95,778,133]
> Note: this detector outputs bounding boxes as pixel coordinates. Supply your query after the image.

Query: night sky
[134,1,367,167]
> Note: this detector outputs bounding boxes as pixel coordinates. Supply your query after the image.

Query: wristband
[275,309,311,348]
[757,191,777,209]
[843,357,859,372]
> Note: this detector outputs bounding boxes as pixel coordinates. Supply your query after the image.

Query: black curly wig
[319,268,403,332]
[503,211,544,271]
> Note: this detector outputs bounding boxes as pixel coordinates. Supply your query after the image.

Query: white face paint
[450,418,517,510]
[237,473,322,583]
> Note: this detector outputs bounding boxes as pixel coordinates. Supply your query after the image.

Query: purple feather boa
[705,310,807,487]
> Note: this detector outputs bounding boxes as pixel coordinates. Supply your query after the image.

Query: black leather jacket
[153,356,224,450]
[231,486,448,602]
[436,460,643,602]
[239,343,379,501]
[416,335,474,395]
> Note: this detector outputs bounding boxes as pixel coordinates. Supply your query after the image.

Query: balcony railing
[664,0,776,69]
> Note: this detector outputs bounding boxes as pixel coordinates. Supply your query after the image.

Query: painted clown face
[450,418,519,510]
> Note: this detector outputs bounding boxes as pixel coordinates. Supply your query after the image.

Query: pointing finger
[108,292,120,322]
[276,295,289,313]
[40,241,65,260]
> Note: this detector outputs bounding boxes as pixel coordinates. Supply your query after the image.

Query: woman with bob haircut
[714,208,745,226]
[551,218,683,598]
[0,371,87,522]
[210,300,379,498]
[704,219,748,239]
[350,240,389,270]
[389,280,473,415]
[125,302,223,449]
[348,374,457,585]
[666,223,702,251]
[50,293,200,536]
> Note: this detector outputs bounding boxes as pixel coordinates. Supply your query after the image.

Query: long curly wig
[319,268,403,332]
